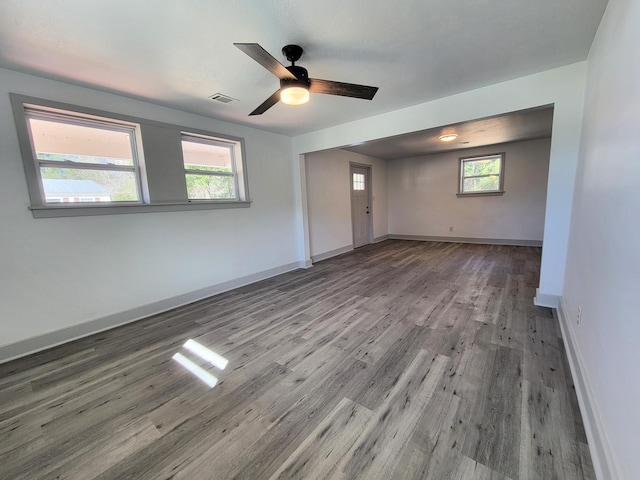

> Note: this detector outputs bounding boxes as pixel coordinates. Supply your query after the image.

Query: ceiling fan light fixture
[280,84,310,105]
[234,43,378,115]
[439,133,459,142]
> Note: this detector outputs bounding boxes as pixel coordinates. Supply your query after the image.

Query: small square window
[353,173,366,191]
[459,153,504,195]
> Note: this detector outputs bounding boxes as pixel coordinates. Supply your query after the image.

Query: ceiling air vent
[208,93,238,105]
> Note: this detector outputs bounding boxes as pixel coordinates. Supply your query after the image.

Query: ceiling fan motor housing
[281,65,310,89]
[282,44,304,63]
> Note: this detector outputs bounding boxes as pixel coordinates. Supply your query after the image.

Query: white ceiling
[0,0,607,137]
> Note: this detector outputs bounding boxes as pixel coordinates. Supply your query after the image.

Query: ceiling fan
[234,43,379,116]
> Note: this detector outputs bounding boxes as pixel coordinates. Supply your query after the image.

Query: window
[11,94,251,217]
[25,108,142,204]
[352,173,365,191]
[459,153,505,195]
[181,134,240,200]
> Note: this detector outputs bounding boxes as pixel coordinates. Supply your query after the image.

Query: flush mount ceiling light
[439,133,459,142]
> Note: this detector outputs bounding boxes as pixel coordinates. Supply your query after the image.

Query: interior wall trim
[0,261,302,365]
[556,300,620,480]
[311,245,353,263]
[373,234,390,243]
[311,236,389,264]
[534,288,560,308]
[389,234,543,247]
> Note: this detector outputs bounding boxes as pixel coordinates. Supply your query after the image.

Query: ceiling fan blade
[234,43,296,80]
[249,90,281,116]
[309,78,378,100]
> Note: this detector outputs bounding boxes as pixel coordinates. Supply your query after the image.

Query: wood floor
[0,240,595,479]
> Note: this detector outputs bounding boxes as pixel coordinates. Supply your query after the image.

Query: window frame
[10,93,251,217]
[457,152,505,197]
[181,133,241,201]
[25,108,144,206]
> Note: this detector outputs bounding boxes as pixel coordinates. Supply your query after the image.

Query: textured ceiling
[344,106,554,159]
[0,0,607,136]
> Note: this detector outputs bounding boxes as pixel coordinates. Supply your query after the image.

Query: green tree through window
[460,154,504,194]
[182,134,238,200]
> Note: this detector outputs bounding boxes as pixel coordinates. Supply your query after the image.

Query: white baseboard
[534,288,560,308]
[556,299,620,480]
[373,234,390,243]
[311,245,354,263]
[0,261,302,364]
[389,234,542,247]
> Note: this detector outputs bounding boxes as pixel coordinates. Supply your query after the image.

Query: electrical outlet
[449,226,453,232]
[577,306,582,325]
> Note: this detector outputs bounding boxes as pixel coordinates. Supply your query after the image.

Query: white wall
[305,149,387,258]
[562,0,640,478]
[388,138,550,242]
[0,68,299,358]
[293,62,586,302]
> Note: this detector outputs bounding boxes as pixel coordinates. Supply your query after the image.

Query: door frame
[349,162,373,248]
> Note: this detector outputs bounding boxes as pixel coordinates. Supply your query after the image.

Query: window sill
[29,200,251,218]
[456,191,505,198]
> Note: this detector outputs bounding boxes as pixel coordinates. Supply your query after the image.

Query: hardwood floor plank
[0,415,43,458]
[39,417,161,480]
[461,345,523,479]
[349,324,430,410]
[230,358,369,479]
[0,241,595,480]
[389,390,463,479]
[454,455,514,480]
[92,362,288,480]
[340,350,450,479]
[524,305,568,390]
[519,380,595,480]
[268,397,373,480]
[150,409,271,480]
[437,329,493,400]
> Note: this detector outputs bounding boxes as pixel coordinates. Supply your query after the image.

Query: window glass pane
[463,175,500,192]
[185,174,235,200]
[182,139,233,173]
[353,173,365,190]
[28,117,134,166]
[40,167,139,202]
[463,157,500,176]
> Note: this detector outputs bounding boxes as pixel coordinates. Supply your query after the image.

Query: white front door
[350,164,372,248]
